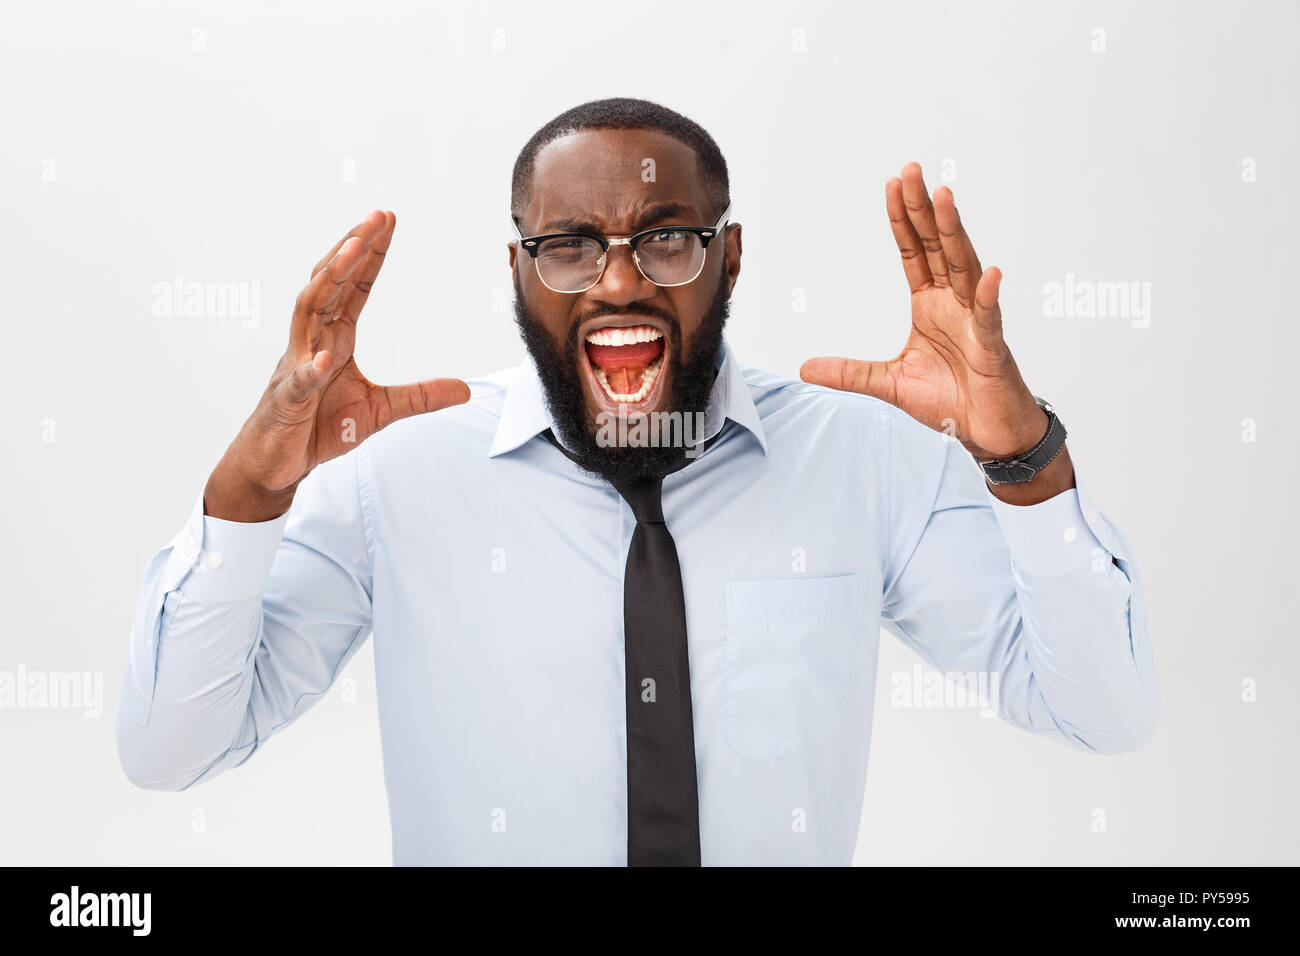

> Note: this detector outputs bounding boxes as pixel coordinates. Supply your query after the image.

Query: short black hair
[510,97,730,228]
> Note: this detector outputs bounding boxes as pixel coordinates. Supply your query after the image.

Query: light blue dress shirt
[117,337,1157,865]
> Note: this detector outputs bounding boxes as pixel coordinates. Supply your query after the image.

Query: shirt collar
[487,336,768,458]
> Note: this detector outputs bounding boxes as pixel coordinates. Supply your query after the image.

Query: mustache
[510,265,679,350]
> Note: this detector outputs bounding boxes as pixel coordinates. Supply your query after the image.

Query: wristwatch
[973,395,1067,485]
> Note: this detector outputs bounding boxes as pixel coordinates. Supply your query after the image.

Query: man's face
[509,128,742,480]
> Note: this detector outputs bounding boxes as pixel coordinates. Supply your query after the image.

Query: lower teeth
[594,356,662,403]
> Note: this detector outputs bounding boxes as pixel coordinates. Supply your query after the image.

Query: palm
[258,357,390,491]
[887,289,974,429]
[309,358,372,459]
[884,285,1028,456]
[309,353,437,462]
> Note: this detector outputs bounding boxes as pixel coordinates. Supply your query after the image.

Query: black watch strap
[974,396,1067,485]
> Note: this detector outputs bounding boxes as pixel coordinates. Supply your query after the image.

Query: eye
[643,229,689,244]
[536,236,599,260]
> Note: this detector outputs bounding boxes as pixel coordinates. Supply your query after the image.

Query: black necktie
[542,428,704,866]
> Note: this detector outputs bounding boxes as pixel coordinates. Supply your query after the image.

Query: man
[117,98,1157,866]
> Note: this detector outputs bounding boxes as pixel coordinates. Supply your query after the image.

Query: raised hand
[800,163,1053,465]
[205,210,470,521]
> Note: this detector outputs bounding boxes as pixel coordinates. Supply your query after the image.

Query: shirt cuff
[984,477,1109,578]
[172,493,290,603]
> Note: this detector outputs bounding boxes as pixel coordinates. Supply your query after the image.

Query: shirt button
[1062,526,1078,543]
[206,551,223,569]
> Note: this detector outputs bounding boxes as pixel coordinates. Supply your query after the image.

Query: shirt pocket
[722,572,868,759]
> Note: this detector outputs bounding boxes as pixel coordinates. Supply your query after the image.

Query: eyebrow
[538,201,696,236]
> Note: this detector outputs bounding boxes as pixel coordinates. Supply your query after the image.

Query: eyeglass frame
[510,201,733,293]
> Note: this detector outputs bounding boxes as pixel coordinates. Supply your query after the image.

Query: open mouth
[582,322,669,410]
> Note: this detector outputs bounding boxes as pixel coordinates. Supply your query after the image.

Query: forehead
[524,128,710,231]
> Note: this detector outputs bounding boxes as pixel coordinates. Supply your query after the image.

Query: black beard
[512,266,730,483]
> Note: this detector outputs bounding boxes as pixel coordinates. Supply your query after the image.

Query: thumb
[800,356,894,401]
[281,349,333,404]
[374,377,472,430]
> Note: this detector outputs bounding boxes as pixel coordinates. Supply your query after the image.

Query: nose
[589,241,656,304]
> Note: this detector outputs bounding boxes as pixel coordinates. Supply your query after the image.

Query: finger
[932,186,983,308]
[289,235,366,359]
[886,177,932,293]
[972,266,1004,341]
[332,210,396,327]
[281,349,332,404]
[312,209,386,279]
[373,377,473,430]
[799,356,896,404]
[900,162,950,289]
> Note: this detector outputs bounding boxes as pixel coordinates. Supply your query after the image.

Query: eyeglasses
[511,202,732,294]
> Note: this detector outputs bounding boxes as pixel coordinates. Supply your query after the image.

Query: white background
[1,0,1296,864]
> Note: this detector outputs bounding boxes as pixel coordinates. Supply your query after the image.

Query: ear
[507,241,517,270]
[723,223,742,295]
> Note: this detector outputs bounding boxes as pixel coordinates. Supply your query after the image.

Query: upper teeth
[585,326,662,346]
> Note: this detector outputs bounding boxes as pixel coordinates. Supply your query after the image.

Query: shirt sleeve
[878,406,1158,754]
[116,449,374,790]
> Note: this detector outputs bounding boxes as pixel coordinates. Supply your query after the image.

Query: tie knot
[611,475,665,524]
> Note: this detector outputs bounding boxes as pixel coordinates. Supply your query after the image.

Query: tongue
[586,339,664,395]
